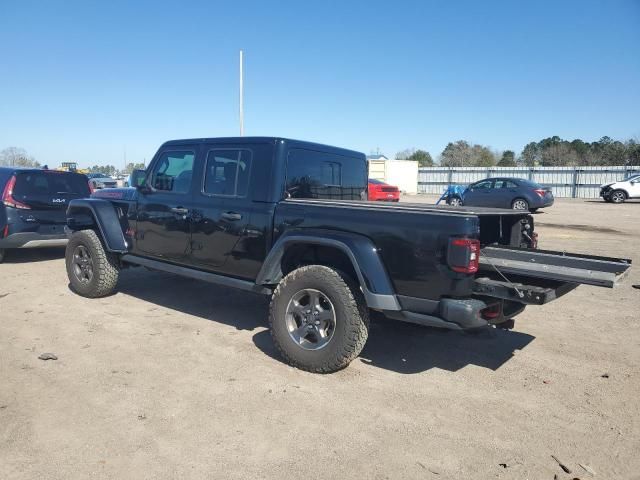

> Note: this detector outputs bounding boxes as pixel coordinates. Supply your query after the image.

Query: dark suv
[0,167,91,262]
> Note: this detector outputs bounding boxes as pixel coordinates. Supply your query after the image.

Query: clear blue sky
[1,0,639,168]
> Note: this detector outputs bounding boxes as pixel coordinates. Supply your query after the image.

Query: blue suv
[0,167,91,262]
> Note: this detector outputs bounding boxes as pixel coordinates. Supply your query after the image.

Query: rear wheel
[66,229,120,298]
[610,190,627,204]
[447,196,463,207]
[269,265,369,373]
[512,198,529,210]
[0,248,6,263]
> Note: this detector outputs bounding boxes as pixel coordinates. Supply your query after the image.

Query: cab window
[150,151,194,193]
[203,149,252,196]
[285,149,366,200]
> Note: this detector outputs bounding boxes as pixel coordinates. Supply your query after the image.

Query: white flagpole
[239,49,244,136]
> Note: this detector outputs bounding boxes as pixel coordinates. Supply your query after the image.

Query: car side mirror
[131,169,148,190]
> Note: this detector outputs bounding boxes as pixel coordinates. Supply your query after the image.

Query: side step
[479,246,631,288]
[121,254,271,294]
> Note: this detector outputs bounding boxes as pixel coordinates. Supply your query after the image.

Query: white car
[600,174,640,203]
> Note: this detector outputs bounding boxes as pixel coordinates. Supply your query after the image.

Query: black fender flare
[256,229,400,311]
[66,198,128,253]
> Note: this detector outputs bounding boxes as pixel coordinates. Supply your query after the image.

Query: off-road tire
[610,190,627,204]
[269,265,369,373]
[0,248,6,263]
[66,229,119,298]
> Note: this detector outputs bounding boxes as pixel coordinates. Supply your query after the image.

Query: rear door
[134,148,198,263]
[189,146,254,274]
[11,171,90,235]
[494,179,519,208]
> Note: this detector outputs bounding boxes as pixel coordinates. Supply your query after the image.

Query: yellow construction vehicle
[56,162,89,174]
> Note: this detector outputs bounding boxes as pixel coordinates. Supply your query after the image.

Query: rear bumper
[385,296,523,330]
[0,232,67,249]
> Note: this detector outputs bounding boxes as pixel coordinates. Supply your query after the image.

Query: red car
[368,179,400,202]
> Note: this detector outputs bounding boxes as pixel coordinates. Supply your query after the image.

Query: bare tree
[0,147,40,167]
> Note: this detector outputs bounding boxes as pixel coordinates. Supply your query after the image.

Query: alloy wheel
[512,199,528,210]
[72,245,94,284]
[285,289,336,350]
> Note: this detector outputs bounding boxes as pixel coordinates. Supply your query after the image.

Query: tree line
[394,136,640,168]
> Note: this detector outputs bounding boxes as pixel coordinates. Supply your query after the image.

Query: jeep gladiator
[64,137,631,372]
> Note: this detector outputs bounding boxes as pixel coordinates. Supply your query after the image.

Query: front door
[190,147,254,274]
[134,148,198,264]
[464,179,494,206]
[627,175,640,198]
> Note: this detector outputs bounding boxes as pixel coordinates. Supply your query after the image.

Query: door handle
[221,211,242,221]
[170,207,189,215]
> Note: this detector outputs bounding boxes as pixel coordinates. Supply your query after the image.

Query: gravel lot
[1,197,638,479]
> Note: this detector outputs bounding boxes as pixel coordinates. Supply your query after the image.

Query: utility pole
[239,49,244,136]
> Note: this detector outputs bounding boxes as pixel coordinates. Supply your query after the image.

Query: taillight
[88,181,95,194]
[534,189,546,197]
[2,176,31,209]
[447,237,480,274]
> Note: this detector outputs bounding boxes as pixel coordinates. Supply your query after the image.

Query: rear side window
[13,172,90,196]
[286,149,366,200]
[149,151,195,193]
[203,149,252,196]
[496,180,518,188]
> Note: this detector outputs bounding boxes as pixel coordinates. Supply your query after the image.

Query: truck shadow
[252,316,535,375]
[113,267,270,331]
[113,267,534,374]
[357,318,534,374]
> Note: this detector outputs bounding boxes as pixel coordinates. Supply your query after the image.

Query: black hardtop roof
[161,137,365,159]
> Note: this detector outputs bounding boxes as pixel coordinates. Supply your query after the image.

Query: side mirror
[130,169,148,189]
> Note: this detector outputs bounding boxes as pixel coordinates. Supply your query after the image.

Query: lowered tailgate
[478,245,631,288]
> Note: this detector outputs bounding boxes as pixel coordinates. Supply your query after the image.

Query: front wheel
[610,190,627,204]
[269,265,369,373]
[447,196,463,207]
[66,229,120,298]
[512,198,529,210]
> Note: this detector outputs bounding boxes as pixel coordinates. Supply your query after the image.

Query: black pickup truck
[64,137,631,372]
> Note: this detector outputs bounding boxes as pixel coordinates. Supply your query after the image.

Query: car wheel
[0,248,6,263]
[610,190,627,204]
[66,229,120,298]
[269,265,369,373]
[447,196,463,207]
[512,198,529,210]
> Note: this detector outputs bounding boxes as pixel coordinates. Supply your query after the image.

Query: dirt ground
[1,197,639,480]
